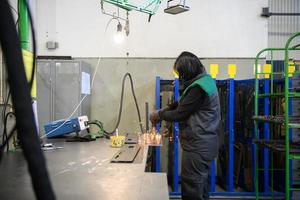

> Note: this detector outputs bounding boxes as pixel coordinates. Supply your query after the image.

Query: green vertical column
[18,0,30,51]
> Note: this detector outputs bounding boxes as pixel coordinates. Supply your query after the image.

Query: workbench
[0,139,169,200]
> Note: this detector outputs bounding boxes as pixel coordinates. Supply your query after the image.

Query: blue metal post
[288,78,293,198]
[210,161,216,192]
[155,76,161,172]
[227,78,234,192]
[252,133,257,193]
[263,79,270,192]
[173,78,180,192]
[253,79,260,193]
[210,78,217,192]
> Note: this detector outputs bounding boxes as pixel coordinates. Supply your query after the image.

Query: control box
[44,116,89,138]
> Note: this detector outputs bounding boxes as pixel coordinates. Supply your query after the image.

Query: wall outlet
[46,41,59,50]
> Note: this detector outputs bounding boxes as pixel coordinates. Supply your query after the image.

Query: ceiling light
[114,22,124,44]
[164,0,190,15]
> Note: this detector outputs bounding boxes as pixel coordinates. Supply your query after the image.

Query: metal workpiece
[111,144,141,163]
[0,139,169,200]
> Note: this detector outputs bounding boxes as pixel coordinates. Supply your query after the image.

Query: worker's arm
[158,86,205,122]
[167,101,179,110]
[159,101,178,113]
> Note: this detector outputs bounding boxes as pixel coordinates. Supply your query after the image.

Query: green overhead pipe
[18,0,30,51]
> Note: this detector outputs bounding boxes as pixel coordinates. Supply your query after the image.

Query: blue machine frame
[155,76,287,198]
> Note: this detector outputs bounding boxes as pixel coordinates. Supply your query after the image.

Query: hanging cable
[2,112,16,151]
[1,2,20,150]
[1,89,11,151]
[104,73,144,134]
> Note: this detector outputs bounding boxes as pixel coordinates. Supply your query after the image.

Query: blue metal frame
[263,79,270,192]
[154,77,285,198]
[155,76,161,172]
[170,192,285,198]
[288,78,293,197]
[173,78,180,193]
[210,78,217,192]
[227,78,234,192]
[210,161,216,192]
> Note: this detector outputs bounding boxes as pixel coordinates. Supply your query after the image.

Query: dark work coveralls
[159,73,220,200]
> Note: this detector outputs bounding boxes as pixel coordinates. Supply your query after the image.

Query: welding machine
[44,116,89,138]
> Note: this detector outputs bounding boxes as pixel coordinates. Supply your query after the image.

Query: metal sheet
[37,61,52,133]
[111,144,141,163]
[54,61,81,120]
[79,61,91,118]
[125,133,138,144]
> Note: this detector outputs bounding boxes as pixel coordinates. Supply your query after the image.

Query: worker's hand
[150,111,161,125]
[160,106,170,113]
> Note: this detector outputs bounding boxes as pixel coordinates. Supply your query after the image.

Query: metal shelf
[253,116,300,128]
[258,92,300,98]
[290,154,300,160]
[288,123,300,128]
[253,115,284,124]
[290,188,300,191]
[253,139,300,154]
[254,32,300,200]
[256,71,300,75]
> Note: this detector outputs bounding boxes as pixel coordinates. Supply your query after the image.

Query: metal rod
[211,77,217,192]
[269,12,300,16]
[288,77,293,198]
[263,78,270,193]
[173,78,179,192]
[254,53,260,200]
[145,102,149,132]
[155,76,160,172]
[228,78,234,192]
[270,51,274,96]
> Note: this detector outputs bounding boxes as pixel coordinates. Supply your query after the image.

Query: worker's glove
[150,111,161,125]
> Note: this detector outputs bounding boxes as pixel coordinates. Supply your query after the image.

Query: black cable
[1,2,19,149]
[292,44,300,49]
[1,89,11,151]
[104,73,144,134]
[0,1,55,199]
[2,112,16,151]
[1,0,37,149]
[87,120,104,131]
[1,0,36,153]
[87,120,110,139]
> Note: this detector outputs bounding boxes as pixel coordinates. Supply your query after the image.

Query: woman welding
[150,51,220,200]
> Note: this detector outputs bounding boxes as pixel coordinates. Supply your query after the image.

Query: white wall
[36,0,268,58]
